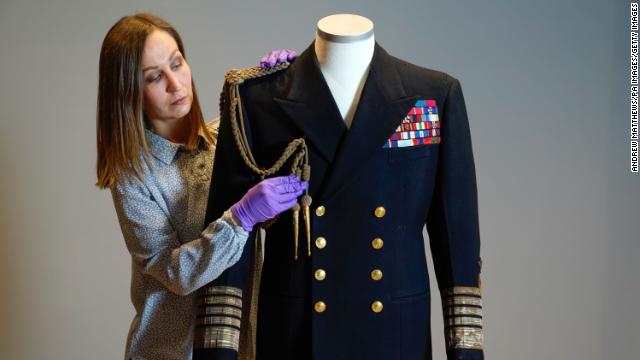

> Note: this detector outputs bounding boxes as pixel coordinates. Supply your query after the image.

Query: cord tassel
[301,194,312,257]
[292,203,300,260]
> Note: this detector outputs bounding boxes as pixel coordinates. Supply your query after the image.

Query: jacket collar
[274,41,419,202]
[145,125,210,165]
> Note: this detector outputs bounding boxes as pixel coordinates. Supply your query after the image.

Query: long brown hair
[95,13,213,188]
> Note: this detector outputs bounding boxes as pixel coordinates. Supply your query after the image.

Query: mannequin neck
[312,13,375,127]
[314,33,375,83]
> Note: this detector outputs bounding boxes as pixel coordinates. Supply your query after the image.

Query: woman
[95,13,305,360]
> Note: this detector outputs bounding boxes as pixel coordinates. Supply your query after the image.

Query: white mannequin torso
[314,14,375,128]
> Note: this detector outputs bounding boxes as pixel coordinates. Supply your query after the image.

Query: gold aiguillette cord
[224,62,313,261]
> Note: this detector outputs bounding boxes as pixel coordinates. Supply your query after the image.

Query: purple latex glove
[259,49,298,69]
[230,175,309,231]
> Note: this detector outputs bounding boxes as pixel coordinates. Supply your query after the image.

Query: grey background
[0,0,637,359]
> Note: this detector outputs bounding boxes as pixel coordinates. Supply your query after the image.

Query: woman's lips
[171,96,187,105]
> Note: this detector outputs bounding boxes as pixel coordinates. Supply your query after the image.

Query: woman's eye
[172,61,182,70]
[147,74,161,83]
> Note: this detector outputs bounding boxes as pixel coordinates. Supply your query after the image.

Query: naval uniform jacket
[197,41,484,360]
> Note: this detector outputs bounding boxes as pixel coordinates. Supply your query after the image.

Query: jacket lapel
[319,43,419,203]
[274,42,347,164]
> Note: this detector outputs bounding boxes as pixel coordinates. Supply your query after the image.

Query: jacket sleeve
[425,77,484,359]
[110,175,249,297]
[193,80,261,358]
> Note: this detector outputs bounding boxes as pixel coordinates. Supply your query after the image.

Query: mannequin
[198,13,484,360]
[314,14,375,128]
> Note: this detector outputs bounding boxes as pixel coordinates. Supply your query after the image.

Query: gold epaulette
[224,61,291,85]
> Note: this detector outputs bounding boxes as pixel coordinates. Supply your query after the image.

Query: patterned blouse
[110,119,249,360]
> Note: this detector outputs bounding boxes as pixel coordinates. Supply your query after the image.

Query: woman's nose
[166,72,182,92]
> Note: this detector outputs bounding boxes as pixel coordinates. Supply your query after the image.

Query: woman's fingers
[259,54,269,68]
[277,50,288,64]
[274,180,308,194]
[272,188,304,204]
[265,174,298,185]
[265,175,307,193]
[260,50,283,68]
[267,51,279,67]
[260,49,298,69]
[278,197,300,211]
[286,49,298,61]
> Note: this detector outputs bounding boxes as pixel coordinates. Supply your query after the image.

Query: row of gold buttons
[313,205,387,314]
[314,236,382,251]
[314,205,327,313]
[315,205,386,218]
[314,300,384,313]
[315,205,386,250]
[371,207,384,312]
[313,268,381,282]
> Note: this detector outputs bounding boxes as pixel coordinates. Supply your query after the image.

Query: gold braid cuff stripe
[203,285,243,297]
[444,306,483,317]
[445,317,483,327]
[194,294,243,350]
[443,296,482,307]
[445,327,483,350]
[201,327,240,350]
[197,316,242,328]
[201,305,242,318]
[201,295,243,308]
[441,286,482,297]
[441,286,483,350]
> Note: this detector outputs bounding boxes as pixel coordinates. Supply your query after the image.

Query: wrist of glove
[222,209,244,230]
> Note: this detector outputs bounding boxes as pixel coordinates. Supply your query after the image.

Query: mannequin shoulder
[386,58,466,104]
[391,55,458,89]
[225,63,291,100]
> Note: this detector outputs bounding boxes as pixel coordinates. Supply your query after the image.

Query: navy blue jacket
[197,41,484,360]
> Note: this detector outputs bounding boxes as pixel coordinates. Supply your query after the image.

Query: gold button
[371,301,384,313]
[371,238,384,250]
[315,206,326,217]
[314,301,326,313]
[315,237,327,249]
[374,206,386,218]
[314,269,326,281]
[370,269,383,281]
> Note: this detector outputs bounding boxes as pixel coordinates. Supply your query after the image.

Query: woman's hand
[259,49,297,69]
[230,175,308,231]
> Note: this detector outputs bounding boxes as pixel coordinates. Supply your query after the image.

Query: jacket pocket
[386,144,435,163]
[390,291,431,359]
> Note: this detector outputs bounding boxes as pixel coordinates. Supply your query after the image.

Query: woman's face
[141,29,193,124]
